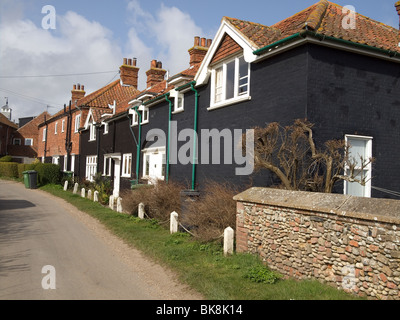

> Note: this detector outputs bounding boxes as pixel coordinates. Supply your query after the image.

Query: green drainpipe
[190,82,199,191]
[165,93,173,183]
[133,106,142,184]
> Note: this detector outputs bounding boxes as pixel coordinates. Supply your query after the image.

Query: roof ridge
[305,0,329,31]
[78,79,120,107]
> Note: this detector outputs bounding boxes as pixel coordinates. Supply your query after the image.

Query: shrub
[0,162,18,178]
[0,155,13,162]
[182,180,239,242]
[17,163,35,179]
[122,180,184,222]
[33,163,61,185]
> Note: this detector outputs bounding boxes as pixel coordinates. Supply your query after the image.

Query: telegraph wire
[0,70,118,79]
[0,87,63,108]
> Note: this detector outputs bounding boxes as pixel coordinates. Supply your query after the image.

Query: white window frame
[141,106,149,124]
[62,119,65,133]
[55,122,58,134]
[344,134,373,198]
[85,155,97,182]
[103,122,109,134]
[89,123,96,141]
[52,156,60,165]
[74,114,81,133]
[42,128,47,141]
[142,147,166,182]
[71,154,75,172]
[63,155,68,172]
[173,93,184,113]
[122,153,132,177]
[25,138,33,146]
[13,138,21,145]
[209,55,251,110]
[103,156,112,176]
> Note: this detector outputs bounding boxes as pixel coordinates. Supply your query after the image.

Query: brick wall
[234,188,400,300]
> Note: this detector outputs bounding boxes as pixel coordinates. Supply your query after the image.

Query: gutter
[190,82,199,191]
[133,106,142,184]
[253,30,400,59]
[165,93,173,183]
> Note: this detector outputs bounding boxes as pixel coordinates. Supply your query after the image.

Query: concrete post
[224,227,234,256]
[63,180,68,191]
[117,197,123,213]
[73,183,79,194]
[87,189,92,200]
[94,191,99,202]
[81,188,85,198]
[170,211,179,234]
[109,195,114,209]
[138,203,145,219]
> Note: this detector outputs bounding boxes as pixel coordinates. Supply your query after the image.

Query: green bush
[33,163,61,186]
[0,162,18,178]
[0,155,13,162]
[17,163,35,179]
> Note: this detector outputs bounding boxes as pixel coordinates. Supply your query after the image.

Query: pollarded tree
[243,119,374,193]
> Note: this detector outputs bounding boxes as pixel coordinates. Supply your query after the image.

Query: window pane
[215,67,223,103]
[346,169,366,197]
[238,57,249,95]
[348,138,367,167]
[226,61,235,100]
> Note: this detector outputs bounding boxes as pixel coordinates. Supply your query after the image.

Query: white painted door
[113,159,121,197]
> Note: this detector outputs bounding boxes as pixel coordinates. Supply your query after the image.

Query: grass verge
[40,183,362,300]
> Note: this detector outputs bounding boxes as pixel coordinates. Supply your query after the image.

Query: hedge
[0,162,61,186]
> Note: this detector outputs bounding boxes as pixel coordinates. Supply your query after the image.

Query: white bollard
[117,197,123,213]
[81,188,85,198]
[109,195,114,209]
[224,227,234,256]
[87,189,92,200]
[170,211,179,234]
[73,183,79,194]
[138,203,145,219]
[93,191,99,202]
[63,180,68,191]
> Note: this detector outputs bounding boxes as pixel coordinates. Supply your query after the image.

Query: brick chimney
[71,84,86,103]
[120,57,139,88]
[188,36,212,67]
[396,1,400,28]
[146,60,166,88]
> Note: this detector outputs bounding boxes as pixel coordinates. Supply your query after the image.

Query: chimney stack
[71,83,86,103]
[396,1,400,29]
[188,36,212,67]
[120,57,139,88]
[146,60,166,88]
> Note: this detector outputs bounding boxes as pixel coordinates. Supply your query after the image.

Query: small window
[43,128,47,141]
[25,138,33,146]
[62,119,65,133]
[63,155,68,172]
[55,122,58,134]
[142,107,149,124]
[122,153,132,177]
[52,156,60,165]
[13,138,21,145]
[89,123,96,141]
[103,156,112,176]
[174,93,184,112]
[103,122,109,134]
[210,55,250,109]
[74,114,81,133]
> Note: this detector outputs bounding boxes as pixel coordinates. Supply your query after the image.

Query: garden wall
[234,188,400,300]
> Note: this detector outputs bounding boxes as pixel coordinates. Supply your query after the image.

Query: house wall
[306,44,400,198]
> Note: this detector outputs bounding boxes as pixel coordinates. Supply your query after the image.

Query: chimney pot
[157,61,163,69]
[201,38,206,47]
[194,36,200,46]
[396,2,400,28]
[132,58,137,67]
[123,58,128,65]
[207,39,212,47]
[73,84,77,90]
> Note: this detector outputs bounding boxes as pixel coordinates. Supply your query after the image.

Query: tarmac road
[0,180,202,300]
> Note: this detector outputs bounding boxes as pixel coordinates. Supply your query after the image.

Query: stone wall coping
[233,188,400,226]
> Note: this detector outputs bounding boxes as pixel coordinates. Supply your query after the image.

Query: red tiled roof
[0,113,18,129]
[224,0,400,53]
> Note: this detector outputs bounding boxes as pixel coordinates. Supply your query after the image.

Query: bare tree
[243,119,374,193]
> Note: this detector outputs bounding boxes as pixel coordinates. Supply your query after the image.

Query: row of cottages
[42,0,400,200]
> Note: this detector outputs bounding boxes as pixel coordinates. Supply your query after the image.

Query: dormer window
[89,123,96,141]
[209,55,250,110]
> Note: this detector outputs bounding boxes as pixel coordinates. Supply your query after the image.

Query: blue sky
[1,0,399,120]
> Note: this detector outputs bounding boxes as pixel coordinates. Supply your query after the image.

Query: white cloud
[0,7,122,121]
[126,1,204,85]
